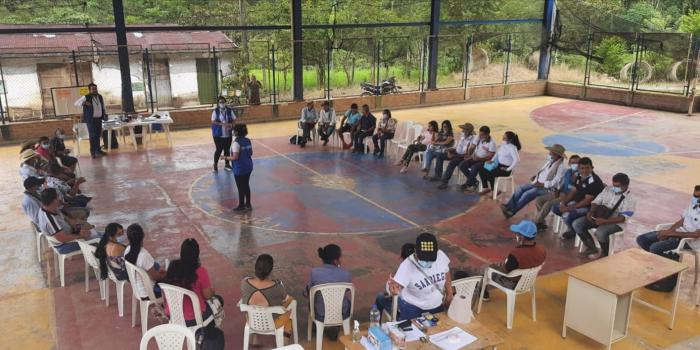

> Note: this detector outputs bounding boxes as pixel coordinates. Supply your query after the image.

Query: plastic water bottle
[352,320,361,342]
[369,304,381,328]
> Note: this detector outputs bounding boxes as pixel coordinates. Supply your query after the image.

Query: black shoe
[560,231,575,239]
[233,206,246,212]
[213,164,218,172]
[482,289,491,301]
[97,150,107,156]
[323,139,329,146]
[459,183,468,191]
[91,154,97,159]
[536,223,548,231]
[224,164,232,171]
[299,142,306,148]
[377,153,384,159]
[245,204,253,211]
[499,204,514,218]
[437,182,448,190]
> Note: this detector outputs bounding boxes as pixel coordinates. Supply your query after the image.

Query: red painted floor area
[44,132,695,350]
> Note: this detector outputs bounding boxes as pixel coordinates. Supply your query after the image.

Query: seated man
[372,109,396,158]
[337,103,362,149]
[488,220,546,290]
[37,188,98,254]
[19,149,46,181]
[318,101,337,146]
[436,123,476,189]
[533,155,580,231]
[387,233,453,321]
[500,144,567,218]
[299,101,318,148]
[458,126,496,191]
[573,173,636,258]
[22,176,45,226]
[46,162,89,208]
[353,104,376,153]
[552,157,605,239]
[637,185,700,255]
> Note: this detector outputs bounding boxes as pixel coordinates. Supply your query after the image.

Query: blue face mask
[116,234,128,244]
[417,260,433,269]
[570,163,579,172]
[612,186,622,194]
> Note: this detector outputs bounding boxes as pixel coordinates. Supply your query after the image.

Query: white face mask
[116,234,128,244]
[40,143,49,149]
[417,260,433,269]
[218,103,226,109]
[57,134,66,140]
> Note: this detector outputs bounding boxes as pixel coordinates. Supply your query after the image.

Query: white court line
[256,140,422,228]
[567,110,647,132]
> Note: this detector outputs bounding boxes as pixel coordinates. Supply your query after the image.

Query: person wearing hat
[305,244,352,340]
[488,220,546,290]
[22,176,45,226]
[386,233,453,321]
[533,154,580,230]
[434,123,476,188]
[19,149,46,181]
[500,144,568,218]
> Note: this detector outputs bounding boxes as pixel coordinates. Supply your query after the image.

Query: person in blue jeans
[552,157,605,239]
[637,186,700,255]
[501,144,567,218]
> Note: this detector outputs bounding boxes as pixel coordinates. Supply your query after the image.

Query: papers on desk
[384,321,425,341]
[359,336,373,350]
[429,327,477,350]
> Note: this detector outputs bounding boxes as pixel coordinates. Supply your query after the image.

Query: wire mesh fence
[0,29,556,123]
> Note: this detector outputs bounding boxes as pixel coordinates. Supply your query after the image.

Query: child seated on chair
[487,220,546,291]
[241,254,294,338]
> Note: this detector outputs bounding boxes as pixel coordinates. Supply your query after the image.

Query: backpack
[290,135,301,145]
[101,129,119,149]
[197,325,225,350]
[644,252,679,292]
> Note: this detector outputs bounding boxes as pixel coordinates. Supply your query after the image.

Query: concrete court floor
[0,96,699,349]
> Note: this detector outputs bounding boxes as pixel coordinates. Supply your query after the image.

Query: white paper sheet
[384,321,426,342]
[429,326,478,350]
[359,336,375,350]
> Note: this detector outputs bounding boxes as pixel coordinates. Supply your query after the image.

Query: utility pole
[239,0,249,64]
[112,0,135,113]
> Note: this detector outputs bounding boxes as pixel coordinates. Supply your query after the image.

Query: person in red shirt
[491,220,547,290]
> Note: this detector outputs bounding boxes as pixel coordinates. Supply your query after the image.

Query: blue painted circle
[542,133,665,157]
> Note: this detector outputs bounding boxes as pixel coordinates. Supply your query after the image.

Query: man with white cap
[386,233,453,321]
[500,144,567,218]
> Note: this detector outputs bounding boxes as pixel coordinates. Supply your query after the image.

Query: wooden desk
[562,248,687,349]
[339,313,503,350]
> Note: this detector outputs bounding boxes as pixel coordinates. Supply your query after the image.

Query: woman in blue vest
[211,96,236,172]
[225,124,253,211]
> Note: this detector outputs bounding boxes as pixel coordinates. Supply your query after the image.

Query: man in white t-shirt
[386,233,452,321]
[458,125,496,191]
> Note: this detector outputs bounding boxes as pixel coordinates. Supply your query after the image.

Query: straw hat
[19,149,38,163]
[545,144,566,158]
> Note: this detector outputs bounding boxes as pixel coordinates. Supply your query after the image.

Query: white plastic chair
[297,122,318,145]
[160,283,214,334]
[239,299,299,350]
[77,241,106,300]
[274,345,304,350]
[477,264,543,329]
[307,283,355,350]
[125,260,164,335]
[577,228,625,256]
[72,123,90,156]
[492,171,516,200]
[389,121,412,154]
[139,324,196,350]
[105,264,129,317]
[452,276,483,307]
[395,125,417,159]
[657,223,700,304]
[44,234,85,287]
[31,221,46,263]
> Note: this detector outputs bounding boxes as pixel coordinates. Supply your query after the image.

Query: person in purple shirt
[305,244,352,340]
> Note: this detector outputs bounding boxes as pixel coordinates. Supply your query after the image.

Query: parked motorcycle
[360,76,402,96]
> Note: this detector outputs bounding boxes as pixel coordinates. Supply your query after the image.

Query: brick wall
[546,82,692,113]
[424,88,465,104]
[380,92,421,108]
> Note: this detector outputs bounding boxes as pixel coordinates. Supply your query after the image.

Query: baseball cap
[510,220,537,239]
[415,233,438,262]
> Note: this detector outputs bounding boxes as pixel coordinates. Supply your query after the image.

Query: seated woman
[305,244,352,341]
[35,136,52,160]
[50,128,79,171]
[422,120,454,178]
[478,131,521,196]
[241,254,294,336]
[124,224,167,299]
[395,121,437,174]
[95,223,127,281]
[165,238,220,330]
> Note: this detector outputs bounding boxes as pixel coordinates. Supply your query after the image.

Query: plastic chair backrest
[77,240,100,270]
[160,283,204,329]
[125,260,159,302]
[452,276,482,304]
[44,233,63,247]
[309,282,355,324]
[74,123,90,139]
[139,324,196,350]
[413,124,424,139]
[403,126,416,144]
[513,264,544,293]
[239,301,286,332]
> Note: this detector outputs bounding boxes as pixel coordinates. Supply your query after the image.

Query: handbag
[589,194,626,223]
[207,295,225,328]
[483,158,499,172]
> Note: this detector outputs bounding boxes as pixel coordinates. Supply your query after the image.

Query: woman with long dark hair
[211,96,236,172]
[396,120,437,174]
[421,120,455,178]
[165,238,217,327]
[479,131,521,195]
[124,224,166,299]
[225,124,253,211]
[94,223,126,280]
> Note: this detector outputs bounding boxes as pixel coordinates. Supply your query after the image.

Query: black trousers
[87,117,103,156]
[401,144,427,164]
[213,137,232,166]
[478,165,511,190]
[372,132,394,155]
[234,172,252,207]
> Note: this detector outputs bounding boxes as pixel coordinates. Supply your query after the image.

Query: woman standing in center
[211,96,236,172]
[225,124,254,212]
